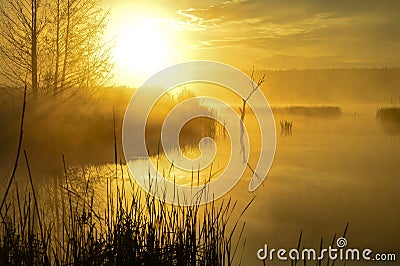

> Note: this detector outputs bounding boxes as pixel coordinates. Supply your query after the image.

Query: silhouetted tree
[0,0,45,98]
[47,0,114,95]
[0,0,113,98]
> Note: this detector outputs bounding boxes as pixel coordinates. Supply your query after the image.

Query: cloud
[107,0,400,68]
[166,0,400,68]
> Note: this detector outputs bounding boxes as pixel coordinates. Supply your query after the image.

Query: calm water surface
[5,104,398,265]
[125,103,399,264]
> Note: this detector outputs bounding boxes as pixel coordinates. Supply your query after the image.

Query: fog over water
[1,70,399,265]
[130,98,399,264]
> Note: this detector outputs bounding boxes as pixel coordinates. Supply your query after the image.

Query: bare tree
[239,67,265,163]
[48,0,114,95]
[238,67,265,180]
[53,0,61,95]
[0,0,113,98]
[0,0,47,97]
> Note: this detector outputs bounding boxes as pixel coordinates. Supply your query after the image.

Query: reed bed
[272,106,342,118]
[376,107,400,123]
[376,107,400,135]
[0,86,248,265]
[0,157,250,265]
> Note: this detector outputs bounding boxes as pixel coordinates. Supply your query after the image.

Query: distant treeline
[246,68,400,104]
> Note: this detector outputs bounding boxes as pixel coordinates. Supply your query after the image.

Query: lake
[1,101,398,265]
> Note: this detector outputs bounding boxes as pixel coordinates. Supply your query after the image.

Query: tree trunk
[53,0,60,96]
[60,0,70,91]
[31,0,38,99]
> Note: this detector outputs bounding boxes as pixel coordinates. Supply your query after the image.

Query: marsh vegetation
[376,107,400,136]
[1,77,400,265]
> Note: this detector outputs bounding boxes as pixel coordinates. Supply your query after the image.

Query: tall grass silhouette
[1,158,250,265]
[0,86,250,265]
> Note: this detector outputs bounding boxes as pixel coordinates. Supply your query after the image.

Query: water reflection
[2,104,399,265]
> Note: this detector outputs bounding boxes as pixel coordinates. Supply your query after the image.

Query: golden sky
[103,0,400,87]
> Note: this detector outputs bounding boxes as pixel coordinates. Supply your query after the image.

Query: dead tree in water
[239,67,265,174]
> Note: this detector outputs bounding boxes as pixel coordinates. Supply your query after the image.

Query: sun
[113,17,176,86]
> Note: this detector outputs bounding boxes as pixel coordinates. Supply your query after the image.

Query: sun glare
[113,17,176,86]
